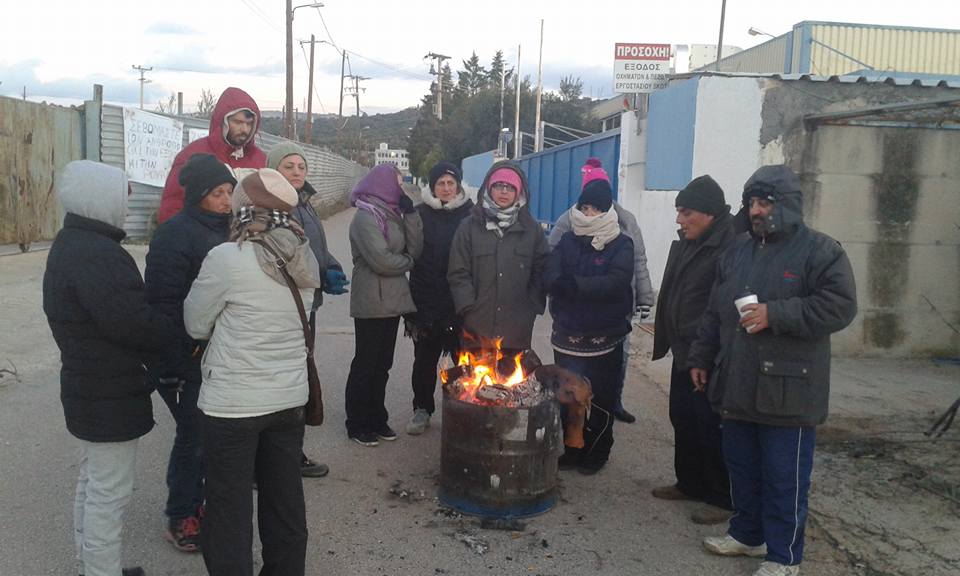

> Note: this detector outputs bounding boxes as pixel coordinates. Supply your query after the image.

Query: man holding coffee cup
[651,175,736,525]
[687,165,857,576]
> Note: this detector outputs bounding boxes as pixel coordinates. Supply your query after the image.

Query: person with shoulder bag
[184,168,322,576]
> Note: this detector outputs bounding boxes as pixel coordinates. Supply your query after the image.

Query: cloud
[145,22,200,35]
[151,46,284,76]
[0,60,162,105]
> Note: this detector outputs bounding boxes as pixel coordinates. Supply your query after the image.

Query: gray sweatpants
[74,438,138,576]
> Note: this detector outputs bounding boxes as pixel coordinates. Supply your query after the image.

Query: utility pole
[285,0,294,138]
[301,34,317,144]
[131,65,152,110]
[499,65,506,131]
[424,52,450,120]
[513,45,521,159]
[534,20,544,152]
[715,0,727,71]
[344,75,368,117]
[338,49,347,118]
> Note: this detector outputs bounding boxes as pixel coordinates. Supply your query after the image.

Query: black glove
[550,274,578,299]
[398,194,415,214]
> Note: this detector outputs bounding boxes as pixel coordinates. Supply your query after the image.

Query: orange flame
[442,337,528,403]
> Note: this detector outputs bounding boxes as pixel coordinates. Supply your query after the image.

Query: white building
[374,142,410,174]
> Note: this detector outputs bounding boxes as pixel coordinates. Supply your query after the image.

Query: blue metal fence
[517,129,621,225]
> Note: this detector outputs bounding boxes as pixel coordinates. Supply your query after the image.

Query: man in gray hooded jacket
[687,165,857,576]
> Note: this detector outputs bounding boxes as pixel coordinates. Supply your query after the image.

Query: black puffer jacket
[145,205,231,383]
[687,166,857,427]
[409,199,474,327]
[652,210,736,369]
[44,214,175,442]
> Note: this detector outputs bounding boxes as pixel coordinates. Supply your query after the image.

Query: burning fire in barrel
[438,340,591,518]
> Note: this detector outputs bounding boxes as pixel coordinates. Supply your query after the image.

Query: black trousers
[410,324,460,414]
[554,345,622,464]
[344,316,400,435]
[669,360,732,509]
[200,407,307,576]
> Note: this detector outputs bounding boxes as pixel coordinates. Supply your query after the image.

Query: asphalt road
[0,208,819,576]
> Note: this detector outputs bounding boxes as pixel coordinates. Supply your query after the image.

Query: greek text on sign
[122,108,184,187]
[613,42,671,94]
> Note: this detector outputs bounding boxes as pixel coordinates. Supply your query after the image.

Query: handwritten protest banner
[123,108,184,187]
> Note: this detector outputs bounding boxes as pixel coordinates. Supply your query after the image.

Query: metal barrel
[439,392,563,518]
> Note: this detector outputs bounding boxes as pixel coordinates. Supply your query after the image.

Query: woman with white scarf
[544,177,635,475]
[404,162,474,435]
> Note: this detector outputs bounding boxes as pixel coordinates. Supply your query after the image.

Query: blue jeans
[723,419,816,566]
[158,379,204,520]
[74,438,139,576]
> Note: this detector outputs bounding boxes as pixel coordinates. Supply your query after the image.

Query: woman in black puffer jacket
[404,162,474,435]
[144,153,235,552]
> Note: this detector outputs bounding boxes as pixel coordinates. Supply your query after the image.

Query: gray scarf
[481,193,524,237]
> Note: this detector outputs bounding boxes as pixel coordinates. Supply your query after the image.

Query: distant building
[689,44,743,70]
[694,21,960,77]
[374,142,409,174]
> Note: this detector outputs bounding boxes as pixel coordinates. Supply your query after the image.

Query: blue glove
[324,268,350,295]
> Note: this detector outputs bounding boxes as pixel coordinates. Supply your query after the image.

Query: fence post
[83,84,103,161]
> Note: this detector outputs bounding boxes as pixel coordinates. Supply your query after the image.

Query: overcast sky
[1,0,954,115]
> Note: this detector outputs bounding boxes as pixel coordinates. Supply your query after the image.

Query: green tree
[456,52,487,98]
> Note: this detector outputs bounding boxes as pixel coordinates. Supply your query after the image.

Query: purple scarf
[350,165,403,239]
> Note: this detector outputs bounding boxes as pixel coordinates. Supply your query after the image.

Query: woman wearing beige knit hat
[184,168,321,576]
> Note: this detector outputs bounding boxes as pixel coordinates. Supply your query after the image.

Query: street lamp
[748,27,775,39]
[285,1,324,139]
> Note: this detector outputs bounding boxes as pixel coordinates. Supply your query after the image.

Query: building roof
[803,96,960,130]
[672,70,960,89]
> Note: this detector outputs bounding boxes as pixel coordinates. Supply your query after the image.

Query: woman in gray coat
[344,165,423,446]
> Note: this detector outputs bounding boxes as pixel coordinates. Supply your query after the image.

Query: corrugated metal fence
[100,105,367,240]
[0,96,83,247]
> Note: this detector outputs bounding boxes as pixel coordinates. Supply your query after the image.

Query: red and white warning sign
[613,43,671,93]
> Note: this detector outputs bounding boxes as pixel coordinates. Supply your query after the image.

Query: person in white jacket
[184,168,321,576]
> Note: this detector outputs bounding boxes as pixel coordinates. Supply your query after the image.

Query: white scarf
[421,186,470,211]
[569,206,620,250]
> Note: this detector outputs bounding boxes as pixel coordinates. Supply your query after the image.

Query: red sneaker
[165,516,200,552]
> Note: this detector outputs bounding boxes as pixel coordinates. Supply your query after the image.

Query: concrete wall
[616,74,960,356]
[805,125,960,357]
[0,97,83,246]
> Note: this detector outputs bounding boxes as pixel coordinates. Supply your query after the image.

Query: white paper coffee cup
[735,294,759,333]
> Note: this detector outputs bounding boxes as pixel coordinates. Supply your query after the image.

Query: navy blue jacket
[545,232,635,345]
[145,205,230,383]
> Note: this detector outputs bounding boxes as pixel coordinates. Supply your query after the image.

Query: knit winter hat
[676,175,726,216]
[428,161,461,192]
[577,179,613,213]
[581,157,611,189]
[266,141,308,172]
[179,153,237,206]
[231,168,298,213]
[487,167,522,192]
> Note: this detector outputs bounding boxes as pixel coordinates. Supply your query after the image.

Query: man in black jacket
[651,175,736,524]
[43,160,175,576]
[688,165,857,576]
[145,153,236,552]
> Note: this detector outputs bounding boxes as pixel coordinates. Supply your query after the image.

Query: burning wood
[439,338,592,448]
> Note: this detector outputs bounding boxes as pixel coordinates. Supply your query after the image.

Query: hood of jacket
[479,160,531,205]
[208,87,262,159]
[740,164,804,240]
[350,164,403,209]
[57,160,128,230]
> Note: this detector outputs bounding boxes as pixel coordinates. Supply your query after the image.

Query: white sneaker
[754,561,800,576]
[406,409,431,435]
[703,534,768,558]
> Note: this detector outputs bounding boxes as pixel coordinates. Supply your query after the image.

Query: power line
[316,8,338,49]
[238,0,281,32]
[349,50,432,81]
